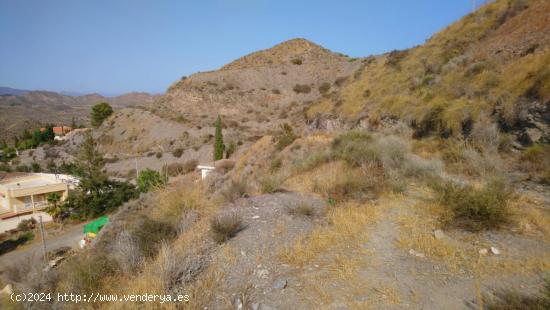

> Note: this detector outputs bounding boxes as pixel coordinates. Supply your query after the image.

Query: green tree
[137,168,163,192]
[41,125,55,142]
[74,132,108,195]
[91,102,114,127]
[31,162,41,172]
[214,115,225,161]
[46,192,62,221]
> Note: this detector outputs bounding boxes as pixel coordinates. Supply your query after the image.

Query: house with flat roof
[0,173,76,219]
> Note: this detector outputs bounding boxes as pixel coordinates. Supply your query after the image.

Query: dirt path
[0,222,86,271]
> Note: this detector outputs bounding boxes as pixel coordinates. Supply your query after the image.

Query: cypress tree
[214,115,224,161]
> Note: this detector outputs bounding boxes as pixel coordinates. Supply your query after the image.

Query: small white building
[196,165,215,179]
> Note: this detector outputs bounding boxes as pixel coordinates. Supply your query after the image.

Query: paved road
[0,222,86,271]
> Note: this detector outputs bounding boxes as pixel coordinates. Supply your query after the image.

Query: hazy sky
[0,0,476,95]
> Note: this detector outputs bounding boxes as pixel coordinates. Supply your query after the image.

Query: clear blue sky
[0,0,476,95]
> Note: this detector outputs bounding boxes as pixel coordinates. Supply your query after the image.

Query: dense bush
[0,231,34,255]
[91,102,114,127]
[63,181,138,219]
[432,178,513,231]
[137,168,164,193]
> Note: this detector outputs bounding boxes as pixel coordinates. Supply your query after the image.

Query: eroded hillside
[309,0,550,145]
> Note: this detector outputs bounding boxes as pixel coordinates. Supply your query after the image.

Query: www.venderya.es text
[10,292,190,304]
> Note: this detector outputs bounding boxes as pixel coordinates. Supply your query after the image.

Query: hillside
[308,0,550,145]
[2,1,550,309]
[96,38,362,157]
[0,91,158,140]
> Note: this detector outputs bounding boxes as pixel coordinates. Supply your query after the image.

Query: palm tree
[46,192,62,221]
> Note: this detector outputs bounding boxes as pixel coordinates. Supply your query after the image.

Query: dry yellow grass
[284,161,344,194]
[396,199,550,277]
[278,201,380,266]
[513,195,550,241]
[233,135,273,176]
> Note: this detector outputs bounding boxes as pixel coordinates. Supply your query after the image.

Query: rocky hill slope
[97,38,362,156]
[307,0,550,145]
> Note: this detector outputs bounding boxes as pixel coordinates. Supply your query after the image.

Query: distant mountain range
[0,87,30,96]
[0,88,159,141]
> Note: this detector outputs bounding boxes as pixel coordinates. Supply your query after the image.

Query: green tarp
[83,216,109,234]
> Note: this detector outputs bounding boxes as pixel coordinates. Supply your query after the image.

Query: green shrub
[0,231,34,255]
[432,178,513,231]
[90,102,113,127]
[156,152,163,159]
[210,213,244,243]
[137,168,164,193]
[291,58,303,65]
[17,218,36,231]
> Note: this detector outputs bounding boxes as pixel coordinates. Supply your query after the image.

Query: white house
[196,165,215,179]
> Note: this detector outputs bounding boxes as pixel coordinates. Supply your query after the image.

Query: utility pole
[135,156,138,180]
[38,216,47,266]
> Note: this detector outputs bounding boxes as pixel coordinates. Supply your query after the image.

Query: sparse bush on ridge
[318,82,331,94]
[431,177,513,231]
[291,58,303,65]
[172,148,184,158]
[210,212,244,243]
[293,84,311,94]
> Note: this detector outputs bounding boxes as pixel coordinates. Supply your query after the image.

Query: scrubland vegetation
[2,0,550,308]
